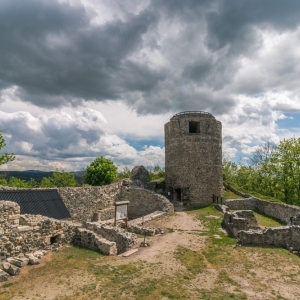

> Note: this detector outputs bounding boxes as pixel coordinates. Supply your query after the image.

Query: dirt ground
[1,210,300,300]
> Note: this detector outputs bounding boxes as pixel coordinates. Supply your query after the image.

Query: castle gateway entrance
[174,188,181,202]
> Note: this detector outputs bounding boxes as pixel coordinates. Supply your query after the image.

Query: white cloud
[0,107,165,171]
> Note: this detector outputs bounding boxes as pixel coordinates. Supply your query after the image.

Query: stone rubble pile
[0,250,47,282]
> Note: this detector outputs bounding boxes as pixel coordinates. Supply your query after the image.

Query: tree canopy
[223,137,300,205]
[118,167,131,179]
[84,157,118,186]
[40,169,78,187]
[0,132,15,166]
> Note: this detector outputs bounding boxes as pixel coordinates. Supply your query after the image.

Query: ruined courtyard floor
[1,207,300,300]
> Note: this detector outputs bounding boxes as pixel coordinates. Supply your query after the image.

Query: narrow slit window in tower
[189,121,200,133]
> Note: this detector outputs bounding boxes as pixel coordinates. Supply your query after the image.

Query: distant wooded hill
[0,170,85,184]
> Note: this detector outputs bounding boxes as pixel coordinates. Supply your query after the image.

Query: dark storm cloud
[205,0,300,53]
[0,0,161,107]
[1,0,300,115]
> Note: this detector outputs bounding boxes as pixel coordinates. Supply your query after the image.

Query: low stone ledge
[128,211,168,227]
[237,226,300,249]
[73,228,117,255]
[127,225,156,236]
[85,223,137,254]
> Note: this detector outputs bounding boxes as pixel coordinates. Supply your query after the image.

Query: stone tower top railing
[170,111,213,120]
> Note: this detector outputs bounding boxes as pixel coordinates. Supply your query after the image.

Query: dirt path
[118,211,206,277]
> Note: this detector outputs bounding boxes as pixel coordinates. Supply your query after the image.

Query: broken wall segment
[119,186,174,219]
[0,201,77,260]
[222,210,260,237]
[238,226,300,250]
[92,207,115,222]
[73,228,118,255]
[224,198,300,224]
[0,201,138,259]
[85,222,137,254]
[58,181,123,222]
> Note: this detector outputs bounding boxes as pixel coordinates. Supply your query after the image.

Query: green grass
[223,189,244,200]
[227,184,283,203]
[253,210,286,228]
[174,247,206,274]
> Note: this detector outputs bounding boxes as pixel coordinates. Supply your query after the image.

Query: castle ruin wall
[119,186,174,219]
[224,198,300,224]
[0,201,137,260]
[57,181,123,222]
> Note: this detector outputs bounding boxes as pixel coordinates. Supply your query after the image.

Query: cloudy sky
[1,0,300,172]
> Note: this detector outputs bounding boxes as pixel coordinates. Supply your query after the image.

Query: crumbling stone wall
[0,201,77,260]
[165,111,222,206]
[222,210,260,237]
[58,181,123,222]
[0,201,137,259]
[85,222,137,254]
[92,207,115,222]
[120,186,174,219]
[73,228,117,255]
[224,198,300,224]
[238,226,300,250]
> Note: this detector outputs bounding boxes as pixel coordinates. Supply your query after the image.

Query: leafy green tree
[0,132,15,166]
[224,138,300,205]
[40,169,79,187]
[40,176,55,188]
[118,167,131,179]
[222,160,238,185]
[0,176,39,188]
[84,157,118,186]
[52,169,78,187]
[272,137,300,204]
[149,165,165,180]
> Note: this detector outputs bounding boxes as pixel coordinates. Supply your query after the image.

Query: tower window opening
[189,121,200,133]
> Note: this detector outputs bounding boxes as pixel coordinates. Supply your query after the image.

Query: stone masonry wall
[222,210,260,237]
[58,181,123,222]
[0,201,137,259]
[238,226,300,250]
[165,112,222,206]
[0,201,77,261]
[92,207,115,222]
[73,228,118,255]
[120,186,174,219]
[224,198,300,224]
[85,222,137,254]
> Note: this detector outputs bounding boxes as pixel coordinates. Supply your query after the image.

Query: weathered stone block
[0,270,10,281]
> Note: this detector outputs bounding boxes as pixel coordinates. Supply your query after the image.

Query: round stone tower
[165,111,222,206]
